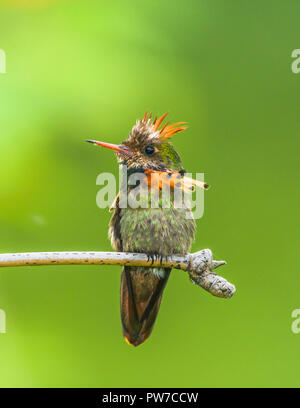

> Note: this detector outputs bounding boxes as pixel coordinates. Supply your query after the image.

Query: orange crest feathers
[142,112,187,141]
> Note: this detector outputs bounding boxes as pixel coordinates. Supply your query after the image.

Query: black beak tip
[86,139,95,144]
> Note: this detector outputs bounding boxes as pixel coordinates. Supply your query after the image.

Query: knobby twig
[0,249,236,299]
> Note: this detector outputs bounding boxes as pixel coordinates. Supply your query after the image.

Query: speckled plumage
[119,206,194,258]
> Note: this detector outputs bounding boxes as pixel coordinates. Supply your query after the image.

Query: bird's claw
[146,253,168,266]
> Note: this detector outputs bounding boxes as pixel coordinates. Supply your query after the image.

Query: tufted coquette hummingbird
[87,112,209,346]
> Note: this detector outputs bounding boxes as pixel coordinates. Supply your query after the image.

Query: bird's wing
[109,192,123,251]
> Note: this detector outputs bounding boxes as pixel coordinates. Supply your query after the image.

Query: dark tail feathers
[120,266,170,346]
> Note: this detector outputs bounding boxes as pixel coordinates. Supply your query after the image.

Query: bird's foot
[146,254,156,265]
[146,254,169,266]
[158,255,170,266]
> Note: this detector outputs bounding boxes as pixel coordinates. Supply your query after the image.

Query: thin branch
[0,249,236,299]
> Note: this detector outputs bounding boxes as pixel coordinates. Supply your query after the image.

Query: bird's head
[86,112,186,172]
[87,112,209,191]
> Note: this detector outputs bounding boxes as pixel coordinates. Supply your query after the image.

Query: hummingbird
[87,112,208,346]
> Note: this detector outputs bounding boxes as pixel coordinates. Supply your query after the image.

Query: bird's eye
[144,145,155,156]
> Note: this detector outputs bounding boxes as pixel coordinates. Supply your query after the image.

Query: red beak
[86,140,132,156]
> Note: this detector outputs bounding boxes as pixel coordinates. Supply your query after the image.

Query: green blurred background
[0,0,299,388]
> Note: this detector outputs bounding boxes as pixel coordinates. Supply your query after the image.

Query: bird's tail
[120,266,170,347]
